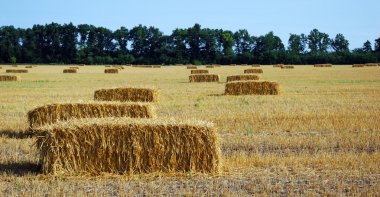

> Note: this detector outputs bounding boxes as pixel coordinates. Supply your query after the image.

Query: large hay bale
[225,81,280,95]
[94,87,158,102]
[6,69,28,73]
[191,69,209,74]
[63,69,77,73]
[27,102,155,129]
[187,66,197,69]
[352,64,365,68]
[314,64,332,67]
[104,68,119,73]
[35,118,220,175]
[226,75,259,82]
[251,64,261,67]
[281,65,294,69]
[189,74,220,82]
[0,75,20,81]
[365,63,378,67]
[25,66,33,68]
[244,68,263,74]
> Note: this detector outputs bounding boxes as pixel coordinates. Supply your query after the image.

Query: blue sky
[1,0,379,49]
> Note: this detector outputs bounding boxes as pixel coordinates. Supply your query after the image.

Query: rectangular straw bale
[314,64,332,67]
[25,66,33,68]
[251,64,261,67]
[352,64,365,67]
[206,65,214,68]
[365,63,378,67]
[229,64,236,66]
[281,65,294,69]
[0,66,2,69]
[273,65,282,68]
[35,118,220,175]
[244,68,263,74]
[0,75,20,81]
[226,75,260,82]
[191,69,209,74]
[11,65,18,67]
[187,66,197,69]
[94,87,158,102]
[63,69,77,73]
[27,102,155,129]
[153,66,161,68]
[6,69,28,73]
[189,74,219,82]
[225,81,280,95]
[104,68,119,73]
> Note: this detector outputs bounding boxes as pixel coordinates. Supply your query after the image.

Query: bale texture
[191,69,209,74]
[27,102,155,129]
[281,66,294,69]
[0,75,20,81]
[189,74,219,82]
[104,68,119,73]
[352,64,365,68]
[94,87,158,102]
[244,69,263,74]
[6,69,28,73]
[365,63,378,67]
[206,66,214,68]
[35,118,220,175]
[63,69,77,73]
[225,81,280,95]
[187,66,197,69]
[25,66,33,68]
[226,75,259,82]
[314,64,332,67]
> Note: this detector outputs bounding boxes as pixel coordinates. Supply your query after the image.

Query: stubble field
[0,65,379,195]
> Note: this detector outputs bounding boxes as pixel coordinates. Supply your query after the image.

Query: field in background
[0,65,379,195]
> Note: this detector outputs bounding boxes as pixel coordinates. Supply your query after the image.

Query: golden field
[0,65,379,195]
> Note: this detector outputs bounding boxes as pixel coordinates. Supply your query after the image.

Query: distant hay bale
[229,64,236,66]
[191,69,209,74]
[63,69,77,73]
[153,66,161,68]
[365,63,378,67]
[352,64,365,68]
[225,81,280,95]
[0,66,2,69]
[105,65,111,67]
[189,74,220,82]
[27,102,155,129]
[273,65,282,68]
[0,75,20,81]
[6,69,28,73]
[251,64,261,67]
[11,65,18,67]
[35,118,220,175]
[244,69,263,74]
[94,87,158,102]
[281,65,294,69]
[187,66,197,69]
[104,68,119,73]
[69,67,79,69]
[226,75,260,82]
[25,66,33,68]
[206,65,214,68]
[314,64,332,67]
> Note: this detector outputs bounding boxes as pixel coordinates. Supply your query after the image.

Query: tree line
[0,23,379,65]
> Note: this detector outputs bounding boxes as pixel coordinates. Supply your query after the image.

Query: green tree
[10,56,16,64]
[331,33,349,53]
[308,29,331,54]
[362,40,372,52]
[288,33,307,54]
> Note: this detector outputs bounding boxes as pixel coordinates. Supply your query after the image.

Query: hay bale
[229,64,236,66]
[225,81,280,95]
[226,75,259,82]
[104,68,119,73]
[0,75,20,81]
[191,69,209,74]
[365,63,378,67]
[251,64,261,67]
[0,66,2,69]
[244,69,263,74]
[153,66,161,68]
[273,65,282,68]
[69,67,79,70]
[105,65,111,67]
[206,65,214,68]
[11,65,18,67]
[314,64,332,67]
[35,118,220,175]
[94,87,158,102]
[189,74,220,82]
[6,69,28,73]
[187,66,197,69]
[27,102,155,129]
[352,64,365,68]
[25,66,33,68]
[63,69,77,73]
[281,66,294,69]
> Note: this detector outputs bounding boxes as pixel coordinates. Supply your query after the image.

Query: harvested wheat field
[94,87,158,102]
[0,65,379,195]
[27,102,155,129]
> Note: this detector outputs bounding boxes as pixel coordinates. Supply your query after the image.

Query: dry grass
[6,69,28,73]
[189,74,220,82]
[104,68,119,73]
[251,64,260,67]
[36,117,220,175]
[27,102,155,129]
[314,64,333,67]
[191,69,209,74]
[63,69,77,73]
[226,75,259,82]
[94,87,158,102]
[244,68,263,74]
[225,81,280,95]
[0,75,20,81]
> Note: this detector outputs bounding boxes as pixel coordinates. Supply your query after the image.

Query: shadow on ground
[0,162,41,176]
[0,130,33,139]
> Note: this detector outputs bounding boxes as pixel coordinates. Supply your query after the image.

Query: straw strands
[189,74,220,82]
[35,117,220,175]
[225,81,280,95]
[191,69,209,74]
[104,68,119,73]
[27,102,155,129]
[226,75,259,82]
[63,69,77,73]
[6,69,28,73]
[0,75,20,81]
[244,69,263,74]
[94,87,158,102]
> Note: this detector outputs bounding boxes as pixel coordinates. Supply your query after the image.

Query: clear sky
[1,0,379,49]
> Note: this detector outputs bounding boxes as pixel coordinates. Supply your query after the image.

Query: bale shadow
[0,162,41,176]
[0,130,33,139]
